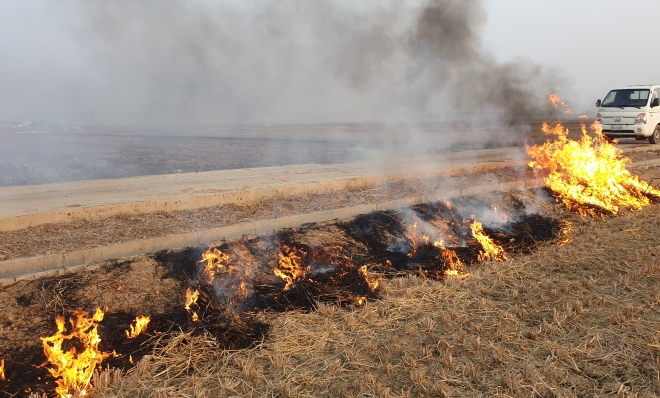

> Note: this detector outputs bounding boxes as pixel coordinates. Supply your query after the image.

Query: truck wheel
[650,125,660,144]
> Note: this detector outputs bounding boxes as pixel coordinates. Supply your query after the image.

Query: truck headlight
[596,113,602,123]
[635,113,647,124]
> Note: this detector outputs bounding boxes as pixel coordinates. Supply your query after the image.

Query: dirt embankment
[0,167,534,262]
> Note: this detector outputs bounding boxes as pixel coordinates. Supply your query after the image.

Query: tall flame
[527,121,660,216]
[41,308,108,398]
[275,246,310,291]
[125,315,151,339]
[0,358,5,381]
[470,220,507,262]
[548,93,573,115]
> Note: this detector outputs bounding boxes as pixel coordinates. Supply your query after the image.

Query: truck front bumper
[601,123,654,137]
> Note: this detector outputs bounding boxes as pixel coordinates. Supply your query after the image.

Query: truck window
[601,89,650,107]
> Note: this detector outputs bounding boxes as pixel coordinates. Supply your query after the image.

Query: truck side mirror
[652,98,660,108]
[596,99,602,107]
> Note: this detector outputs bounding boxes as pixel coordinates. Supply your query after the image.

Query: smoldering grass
[94,202,660,397]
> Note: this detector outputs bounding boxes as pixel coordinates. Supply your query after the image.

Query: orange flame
[404,217,453,257]
[185,288,200,322]
[405,222,423,257]
[199,248,230,281]
[358,265,381,292]
[578,114,589,121]
[548,93,572,115]
[0,358,5,381]
[275,246,310,291]
[41,308,109,398]
[125,315,151,339]
[527,121,660,216]
[470,220,507,262]
[442,249,470,279]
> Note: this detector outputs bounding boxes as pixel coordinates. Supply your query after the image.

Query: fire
[578,114,589,121]
[199,248,230,281]
[185,288,200,322]
[275,245,310,291]
[405,221,425,257]
[404,216,455,257]
[470,220,507,262]
[0,358,5,381]
[41,307,109,398]
[125,315,151,339]
[548,93,572,115]
[442,249,469,279]
[358,265,381,292]
[527,121,660,216]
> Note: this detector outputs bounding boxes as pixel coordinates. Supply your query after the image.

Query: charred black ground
[0,191,564,396]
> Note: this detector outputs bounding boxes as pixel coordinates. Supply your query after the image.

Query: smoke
[46,0,568,125]
[414,0,567,120]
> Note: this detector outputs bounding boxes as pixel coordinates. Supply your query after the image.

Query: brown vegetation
[88,191,660,397]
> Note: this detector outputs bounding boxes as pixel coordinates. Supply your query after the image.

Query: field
[0,120,659,397]
[0,120,596,187]
[98,200,660,398]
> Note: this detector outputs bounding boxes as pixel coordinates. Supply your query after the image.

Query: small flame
[185,288,200,322]
[527,121,660,216]
[578,114,589,121]
[198,248,230,281]
[470,220,507,262]
[275,246,310,291]
[559,221,573,245]
[406,222,421,257]
[404,217,452,257]
[0,358,5,381]
[358,265,381,292]
[548,93,572,115]
[125,316,151,339]
[41,308,109,398]
[442,249,469,279]
[356,296,366,306]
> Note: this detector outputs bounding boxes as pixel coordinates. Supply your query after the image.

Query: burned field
[0,188,568,397]
[2,120,660,397]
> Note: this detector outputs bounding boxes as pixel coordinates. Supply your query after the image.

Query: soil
[627,149,660,162]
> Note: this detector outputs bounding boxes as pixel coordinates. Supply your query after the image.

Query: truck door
[652,88,660,126]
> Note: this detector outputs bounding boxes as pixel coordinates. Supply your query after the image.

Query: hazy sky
[483,0,660,110]
[1,0,658,123]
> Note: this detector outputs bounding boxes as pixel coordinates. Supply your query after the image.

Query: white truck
[596,85,660,144]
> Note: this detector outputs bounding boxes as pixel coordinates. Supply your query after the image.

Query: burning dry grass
[528,121,660,216]
[90,201,660,397]
[1,181,658,396]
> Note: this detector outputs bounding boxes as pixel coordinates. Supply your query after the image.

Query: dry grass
[96,201,660,397]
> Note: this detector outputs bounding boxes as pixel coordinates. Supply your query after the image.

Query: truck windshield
[601,89,650,107]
